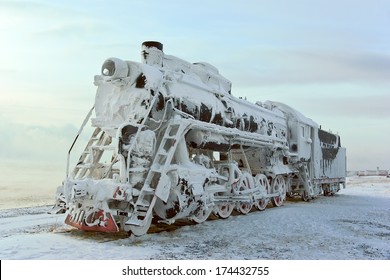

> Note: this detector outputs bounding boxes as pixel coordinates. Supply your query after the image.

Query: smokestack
[141,41,164,66]
[142,41,163,51]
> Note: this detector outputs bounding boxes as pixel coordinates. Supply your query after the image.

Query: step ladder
[126,120,190,227]
[300,163,314,196]
[72,127,113,179]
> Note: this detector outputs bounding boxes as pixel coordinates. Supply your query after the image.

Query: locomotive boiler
[52,41,346,236]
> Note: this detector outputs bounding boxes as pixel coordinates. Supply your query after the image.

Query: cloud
[219,49,390,88]
[299,94,390,119]
[0,0,108,44]
[0,117,88,164]
[0,122,72,161]
[33,20,109,42]
[0,0,47,13]
[0,0,86,19]
[345,52,390,76]
[294,50,390,83]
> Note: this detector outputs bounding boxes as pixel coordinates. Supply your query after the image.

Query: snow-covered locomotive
[52,41,346,236]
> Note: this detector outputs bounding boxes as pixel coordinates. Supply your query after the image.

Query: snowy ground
[0,176,389,260]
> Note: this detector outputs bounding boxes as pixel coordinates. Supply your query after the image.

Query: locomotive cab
[267,101,318,163]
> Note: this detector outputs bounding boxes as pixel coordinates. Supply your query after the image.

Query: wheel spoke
[254,174,269,211]
[271,175,286,207]
[216,202,234,218]
[301,191,310,202]
[236,172,254,214]
[126,213,153,236]
[191,202,212,224]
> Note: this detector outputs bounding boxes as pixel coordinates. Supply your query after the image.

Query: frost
[0,176,389,259]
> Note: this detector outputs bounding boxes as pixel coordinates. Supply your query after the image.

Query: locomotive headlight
[101,57,129,79]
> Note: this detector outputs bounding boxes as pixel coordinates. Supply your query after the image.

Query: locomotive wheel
[236,172,254,214]
[323,187,331,196]
[254,174,270,211]
[215,202,234,219]
[286,192,295,198]
[191,203,213,224]
[324,190,330,196]
[271,175,287,207]
[126,213,153,237]
[301,191,310,202]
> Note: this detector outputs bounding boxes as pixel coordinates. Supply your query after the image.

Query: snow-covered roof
[267,101,318,128]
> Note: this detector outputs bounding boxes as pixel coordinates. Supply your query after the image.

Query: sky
[0,0,389,194]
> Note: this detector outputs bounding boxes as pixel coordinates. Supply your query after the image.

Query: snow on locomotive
[52,41,346,236]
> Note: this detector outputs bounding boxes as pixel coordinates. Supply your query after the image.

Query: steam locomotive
[52,41,346,236]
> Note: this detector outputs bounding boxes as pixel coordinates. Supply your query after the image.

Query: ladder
[126,120,190,227]
[300,163,314,196]
[72,127,114,179]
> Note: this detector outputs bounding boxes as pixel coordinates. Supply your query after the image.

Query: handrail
[66,106,95,178]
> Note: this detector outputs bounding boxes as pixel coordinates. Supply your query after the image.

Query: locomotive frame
[52,41,346,236]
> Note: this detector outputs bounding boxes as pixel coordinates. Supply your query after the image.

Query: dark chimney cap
[142,41,163,51]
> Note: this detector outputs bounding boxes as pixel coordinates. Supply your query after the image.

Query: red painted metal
[65,210,119,232]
